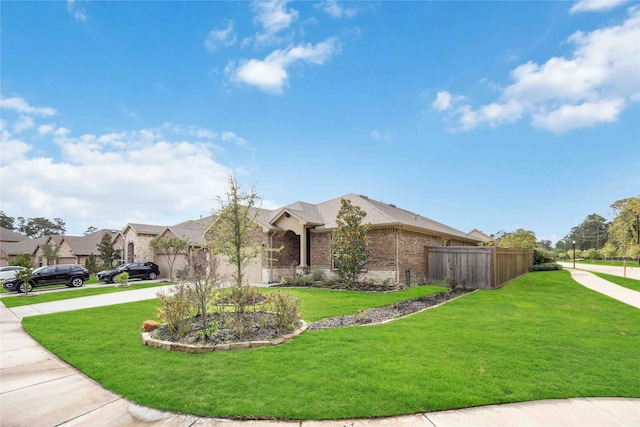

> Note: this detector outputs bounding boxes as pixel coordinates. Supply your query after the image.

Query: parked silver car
[0,266,26,283]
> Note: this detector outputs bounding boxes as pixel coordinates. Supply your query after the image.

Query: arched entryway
[127,242,134,262]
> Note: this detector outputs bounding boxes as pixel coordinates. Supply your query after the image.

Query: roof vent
[359,194,369,199]
[389,203,396,208]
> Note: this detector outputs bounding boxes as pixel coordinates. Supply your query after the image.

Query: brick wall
[396,229,442,283]
[269,230,300,267]
[310,232,331,269]
[366,228,396,270]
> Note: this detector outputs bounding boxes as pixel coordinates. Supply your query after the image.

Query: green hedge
[529,262,563,272]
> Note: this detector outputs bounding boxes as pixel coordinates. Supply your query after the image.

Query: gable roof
[0,227,29,243]
[123,223,167,235]
[60,229,118,256]
[311,194,480,241]
[0,236,49,256]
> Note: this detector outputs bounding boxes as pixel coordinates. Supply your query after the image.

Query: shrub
[533,250,554,265]
[267,291,301,329]
[311,269,325,282]
[529,263,563,272]
[299,275,315,286]
[114,272,130,288]
[156,284,193,337]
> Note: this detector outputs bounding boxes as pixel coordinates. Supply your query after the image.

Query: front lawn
[1,281,172,308]
[22,271,640,420]
[591,272,640,292]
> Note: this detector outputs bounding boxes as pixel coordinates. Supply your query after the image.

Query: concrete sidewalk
[1,280,639,426]
[558,262,640,280]
[565,269,640,309]
[7,284,177,320]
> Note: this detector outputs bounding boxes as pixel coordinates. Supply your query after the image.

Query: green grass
[591,272,640,292]
[22,272,640,420]
[1,281,171,308]
[264,285,446,321]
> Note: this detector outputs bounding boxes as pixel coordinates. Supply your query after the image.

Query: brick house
[206,193,489,284]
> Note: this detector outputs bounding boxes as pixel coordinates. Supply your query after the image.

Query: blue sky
[1,0,639,244]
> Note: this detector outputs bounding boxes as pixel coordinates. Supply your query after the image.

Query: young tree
[331,198,371,288]
[12,254,34,295]
[184,247,223,332]
[150,235,189,280]
[41,242,61,265]
[84,253,99,275]
[212,176,263,288]
[97,233,120,268]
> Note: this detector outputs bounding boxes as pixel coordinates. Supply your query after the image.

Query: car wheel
[70,277,84,287]
[148,272,157,280]
[18,281,33,293]
[109,275,117,283]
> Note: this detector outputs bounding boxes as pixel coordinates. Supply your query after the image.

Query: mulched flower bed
[308,289,471,331]
[153,312,298,345]
[151,289,470,348]
[269,281,417,292]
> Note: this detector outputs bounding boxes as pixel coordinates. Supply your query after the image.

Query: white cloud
[370,130,392,143]
[0,97,255,234]
[66,0,88,22]
[316,0,361,18]
[221,131,248,145]
[531,99,625,132]
[433,7,640,133]
[250,0,298,46]
[13,116,35,133]
[204,20,237,52]
[0,97,57,116]
[570,0,629,14]
[432,91,453,111]
[38,125,55,136]
[228,38,340,94]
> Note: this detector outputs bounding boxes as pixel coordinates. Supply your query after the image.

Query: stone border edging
[142,320,307,353]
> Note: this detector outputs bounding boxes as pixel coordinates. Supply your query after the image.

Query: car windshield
[117,263,132,270]
[32,266,46,274]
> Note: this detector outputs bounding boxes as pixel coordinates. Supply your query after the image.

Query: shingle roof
[309,194,478,241]
[0,236,49,256]
[61,229,118,255]
[0,227,28,243]
[125,223,167,235]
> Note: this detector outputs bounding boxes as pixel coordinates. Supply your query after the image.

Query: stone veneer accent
[142,321,307,354]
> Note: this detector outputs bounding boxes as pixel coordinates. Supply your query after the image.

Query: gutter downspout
[395,227,400,283]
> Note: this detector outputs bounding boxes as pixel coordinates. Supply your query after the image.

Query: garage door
[57,257,76,265]
[216,255,262,284]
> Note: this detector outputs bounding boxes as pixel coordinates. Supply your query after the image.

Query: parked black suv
[97,262,160,283]
[2,264,90,293]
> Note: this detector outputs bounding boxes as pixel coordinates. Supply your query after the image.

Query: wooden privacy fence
[426,246,533,289]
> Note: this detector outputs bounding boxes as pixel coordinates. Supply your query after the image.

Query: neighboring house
[115,223,168,264]
[52,230,119,266]
[1,227,121,267]
[0,228,47,267]
[152,217,213,279]
[468,229,493,244]
[205,193,488,284]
